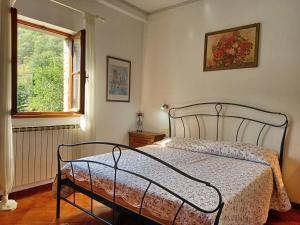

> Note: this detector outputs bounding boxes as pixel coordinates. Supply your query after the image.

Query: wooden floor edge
[1,183,53,199]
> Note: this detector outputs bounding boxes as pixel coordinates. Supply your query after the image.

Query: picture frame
[106,56,131,102]
[203,23,260,71]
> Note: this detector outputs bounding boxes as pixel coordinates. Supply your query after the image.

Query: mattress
[60,138,291,225]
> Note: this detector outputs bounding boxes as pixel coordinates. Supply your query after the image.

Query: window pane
[72,73,80,110]
[17,26,65,112]
[73,38,81,73]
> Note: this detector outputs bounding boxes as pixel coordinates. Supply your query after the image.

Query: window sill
[12,112,82,119]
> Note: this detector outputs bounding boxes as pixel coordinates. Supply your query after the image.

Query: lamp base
[0,197,17,211]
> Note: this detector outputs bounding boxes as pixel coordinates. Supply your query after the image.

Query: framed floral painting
[203,23,260,71]
[106,56,131,102]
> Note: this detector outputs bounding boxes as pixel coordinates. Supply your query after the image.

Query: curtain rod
[49,0,106,22]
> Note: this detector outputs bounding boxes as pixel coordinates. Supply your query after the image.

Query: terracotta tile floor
[0,185,299,225]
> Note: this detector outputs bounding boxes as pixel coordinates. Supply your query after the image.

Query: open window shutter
[11,7,18,115]
[70,29,85,113]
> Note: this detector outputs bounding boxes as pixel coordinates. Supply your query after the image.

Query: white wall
[14,0,145,145]
[141,0,300,203]
[93,3,144,145]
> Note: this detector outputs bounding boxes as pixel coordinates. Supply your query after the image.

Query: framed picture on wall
[203,23,260,71]
[106,56,131,102]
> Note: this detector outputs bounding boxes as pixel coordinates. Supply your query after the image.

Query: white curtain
[80,13,96,155]
[0,0,17,210]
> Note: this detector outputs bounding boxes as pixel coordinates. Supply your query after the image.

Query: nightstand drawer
[128,131,165,148]
[130,139,153,148]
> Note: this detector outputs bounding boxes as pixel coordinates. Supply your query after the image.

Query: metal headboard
[168,102,288,168]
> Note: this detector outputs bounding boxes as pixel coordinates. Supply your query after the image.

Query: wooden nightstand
[128,131,165,148]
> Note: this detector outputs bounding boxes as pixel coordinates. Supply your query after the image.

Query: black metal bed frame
[56,102,288,225]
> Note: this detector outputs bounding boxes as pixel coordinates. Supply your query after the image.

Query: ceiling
[123,0,192,13]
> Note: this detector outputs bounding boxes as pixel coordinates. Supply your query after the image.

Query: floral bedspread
[59,138,291,225]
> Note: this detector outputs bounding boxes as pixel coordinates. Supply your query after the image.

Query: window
[11,8,85,118]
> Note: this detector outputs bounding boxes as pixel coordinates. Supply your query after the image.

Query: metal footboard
[56,142,224,225]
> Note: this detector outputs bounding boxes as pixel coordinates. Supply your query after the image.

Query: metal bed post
[112,146,122,225]
[279,117,288,168]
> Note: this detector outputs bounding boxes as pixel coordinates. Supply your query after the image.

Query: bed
[55,102,291,225]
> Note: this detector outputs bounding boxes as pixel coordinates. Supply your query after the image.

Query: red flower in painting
[239,41,252,50]
[209,31,253,68]
[213,49,224,59]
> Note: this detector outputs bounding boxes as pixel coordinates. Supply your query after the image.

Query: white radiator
[12,124,80,189]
